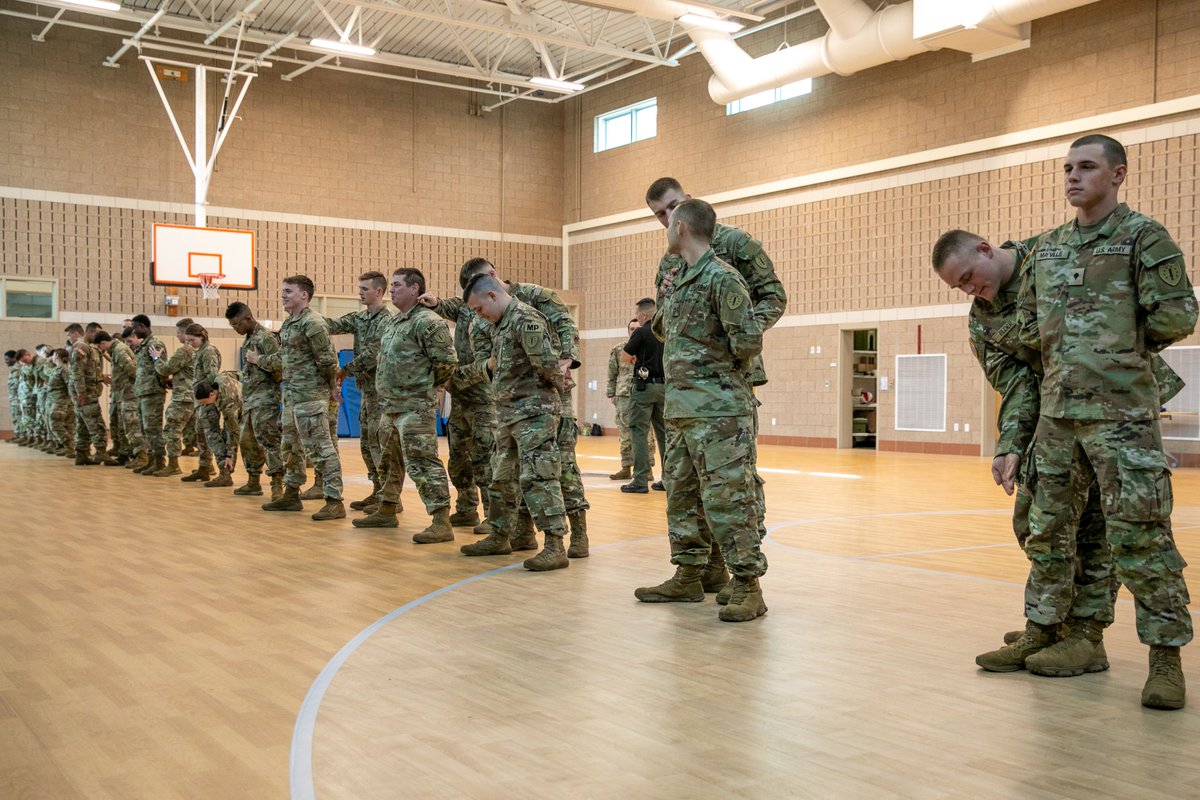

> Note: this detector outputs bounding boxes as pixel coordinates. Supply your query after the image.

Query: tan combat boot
[413,508,455,543]
[609,465,632,481]
[233,473,264,496]
[472,494,499,535]
[126,451,149,471]
[976,620,1058,672]
[349,481,380,511]
[181,460,213,482]
[352,501,399,528]
[204,467,234,488]
[311,497,346,521]
[153,456,182,477]
[461,530,512,556]
[510,511,538,551]
[523,531,569,571]
[449,506,481,527]
[567,511,589,559]
[1142,646,1186,710]
[719,576,768,622]
[701,540,730,594]
[634,565,705,603]
[269,474,284,502]
[262,484,303,512]
[1025,618,1110,677]
[301,473,325,500]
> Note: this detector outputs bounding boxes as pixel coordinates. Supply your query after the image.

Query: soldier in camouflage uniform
[1014,135,1194,710]
[93,331,147,469]
[45,348,75,455]
[16,349,37,445]
[435,259,589,558]
[322,272,392,510]
[32,345,52,450]
[149,318,198,477]
[226,302,284,499]
[66,323,112,465]
[634,200,768,622]
[4,351,20,443]
[459,275,571,570]
[646,177,787,595]
[606,318,651,481]
[184,323,224,484]
[195,371,244,484]
[354,268,457,541]
[251,275,344,521]
[131,315,168,474]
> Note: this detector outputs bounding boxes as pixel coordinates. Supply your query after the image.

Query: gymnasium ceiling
[2,0,787,108]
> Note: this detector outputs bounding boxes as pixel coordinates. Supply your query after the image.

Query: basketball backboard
[151,223,256,289]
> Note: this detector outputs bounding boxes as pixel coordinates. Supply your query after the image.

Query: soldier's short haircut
[459,258,494,289]
[463,274,504,302]
[671,198,716,241]
[359,271,387,292]
[184,323,209,341]
[85,322,103,333]
[393,267,426,295]
[121,327,136,340]
[930,229,985,272]
[36,343,48,351]
[1070,134,1127,167]
[194,380,217,400]
[175,318,194,330]
[132,313,152,328]
[629,317,639,325]
[92,331,113,345]
[635,298,656,314]
[4,350,15,359]
[54,348,69,361]
[64,323,85,335]
[284,275,316,299]
[225,301,251,320]
[646,176,683,203]
[15,349,28,359]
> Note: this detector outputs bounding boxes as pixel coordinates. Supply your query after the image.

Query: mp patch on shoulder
[522,322,544,350]
[1158,260,1184,287]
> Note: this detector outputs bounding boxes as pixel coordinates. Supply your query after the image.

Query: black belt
[639,377,665,384]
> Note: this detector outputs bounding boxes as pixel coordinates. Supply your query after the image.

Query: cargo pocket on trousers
[701,428,751,482]
[1116,448,1173,522]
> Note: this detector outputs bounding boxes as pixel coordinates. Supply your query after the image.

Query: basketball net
[199,273,224,300]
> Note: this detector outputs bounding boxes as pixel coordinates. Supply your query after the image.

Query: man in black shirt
[621,297,667,493]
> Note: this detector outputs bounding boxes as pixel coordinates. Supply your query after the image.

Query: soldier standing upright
[606,317,646,482]
[225,302,284,500]
[251,275,344,521]
[130,315,168,475]
[93,331,147,470]
[45,348,75,456]
[184,323,222,484]
[354,268,457,541]
[149,318,197,477]
[66,323,111,465]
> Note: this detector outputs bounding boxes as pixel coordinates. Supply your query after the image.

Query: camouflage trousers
[615,395,654,470]
[447,397,500,516]
[163,401,195,458]
[556,416,589,514]
[358,389,382,485]
[21,395,37,438]
[139,394,166,459]
[116,393,145,456]
[665,414,767,579]
[201,407,239,465]
[73,398,108,453]
[6,387,18,434]
[38,393,51,439]
[1013,473,1115,625]
[304,399,339,472]
[376,405,451,514]
[109,393,125,454]
[241,404,283,476]
[197,403,223,461]
[48,398,75,449]
[282,403,342,501]
[629,383,667,485]
[1026,415,1191,646]
[491,413,567,536]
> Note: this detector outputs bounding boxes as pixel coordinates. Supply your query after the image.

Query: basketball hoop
[198,273,225,300]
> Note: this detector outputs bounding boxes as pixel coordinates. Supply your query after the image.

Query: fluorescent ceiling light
[530,76,585,93]
[679,12,743,33]
[309,38,376,57]
[61,0,122,10]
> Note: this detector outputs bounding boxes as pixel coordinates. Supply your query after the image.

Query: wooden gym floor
[2,436,1199,799]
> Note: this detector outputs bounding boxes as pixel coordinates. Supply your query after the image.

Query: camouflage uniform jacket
[194,342,222,391]
[257,306,337,414]
[656,221,786,386]
[490,298,563,426]
[45,362,69,402]
[109,340,139,402]
[19,357,38,400]
[507,281,578,419]
[1019,203,1198,421]
[134,337,167,398]
[659,248,761,420]
[6,365,20,404]
[239,324,282,411]
[430,297,494,406]
[607,343,634,398]
[376,305,457,412]
[155,342,196,406]
[212,370,244,456]
[325,305,391,398]
[69,341,103,402]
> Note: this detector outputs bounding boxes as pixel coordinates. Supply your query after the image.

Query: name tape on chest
[1036,247,1070,261]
